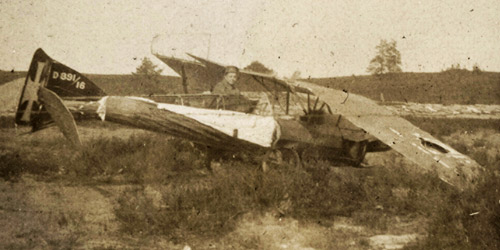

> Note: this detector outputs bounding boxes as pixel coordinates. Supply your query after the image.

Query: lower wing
[294,80,484,190]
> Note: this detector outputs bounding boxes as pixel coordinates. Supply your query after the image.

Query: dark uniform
[212,78,240,95]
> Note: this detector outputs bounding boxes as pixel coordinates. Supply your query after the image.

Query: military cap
[224,66,239,75]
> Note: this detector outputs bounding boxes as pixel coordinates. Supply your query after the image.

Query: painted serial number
[52,71,86,89]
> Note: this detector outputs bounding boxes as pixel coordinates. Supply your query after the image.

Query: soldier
[212,66,240,95]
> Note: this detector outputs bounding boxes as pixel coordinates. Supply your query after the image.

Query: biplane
[16,48,483,190]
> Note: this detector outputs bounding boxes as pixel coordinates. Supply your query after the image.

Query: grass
[0,70,26,86]
[308,71,500,105]
[111,146,458,240]
[110,125,499,247]
[0,130,204,183]
[1,118,499,248]
[0,175,85,249]
[405,117,500,138]
[404,126,500,249]
[405,170,500,250]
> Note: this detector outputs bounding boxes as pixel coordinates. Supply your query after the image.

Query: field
[308,71,500,105]
[1,71,499,249]
[2,69,499,104]
[0,119,499,249]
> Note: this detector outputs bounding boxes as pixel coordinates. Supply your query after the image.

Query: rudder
[15,48,105,128]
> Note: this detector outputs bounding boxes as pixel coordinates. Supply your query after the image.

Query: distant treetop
[367,39,402,75]
[133,57,163,79]
[244,61,274,74]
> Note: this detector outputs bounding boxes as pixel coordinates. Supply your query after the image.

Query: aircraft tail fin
[15,48,105,127]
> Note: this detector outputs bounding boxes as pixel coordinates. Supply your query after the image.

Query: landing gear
[299,141,368,167]
[261,148,302,172]
[343,141,368,167]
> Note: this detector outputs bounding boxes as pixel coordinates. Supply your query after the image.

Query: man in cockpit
[212,66,240,95]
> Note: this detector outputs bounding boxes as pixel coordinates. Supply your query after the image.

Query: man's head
[224,66,239,85]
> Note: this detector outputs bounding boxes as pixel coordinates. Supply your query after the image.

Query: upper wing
[293,80,484,190]
[154,53,221,93]
[154,53,312,94]
[187,54,313,95]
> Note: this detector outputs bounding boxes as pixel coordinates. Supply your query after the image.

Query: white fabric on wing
[96,96,109,121]
[156,102,277,148]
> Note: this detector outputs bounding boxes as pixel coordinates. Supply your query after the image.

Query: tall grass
[112,129,500,245]
[0,133,204,183]
[405,170,500,249]
[1,126,498,247]
[405,128,500,249]
[112,152,456,240]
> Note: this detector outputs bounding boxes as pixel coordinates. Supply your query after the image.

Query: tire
[262,148,301,171]
[346,141,368,167]
[281,148,302,169]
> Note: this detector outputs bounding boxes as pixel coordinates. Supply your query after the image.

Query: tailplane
[15,48,105,128]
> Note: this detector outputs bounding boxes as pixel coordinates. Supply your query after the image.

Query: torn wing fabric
[156,103,278,148]
[96,96,278,148]
[96,96,108,121]
[293,80,484,190]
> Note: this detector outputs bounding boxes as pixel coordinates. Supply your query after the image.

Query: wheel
[301,147,320,165]
[261,148,301,171]
[261,149,282,172]
[345,141,368,167]
[280,148,302,169]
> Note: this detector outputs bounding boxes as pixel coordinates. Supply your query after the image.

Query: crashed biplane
[16,48,483,190]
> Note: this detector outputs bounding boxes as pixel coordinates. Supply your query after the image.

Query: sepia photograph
[1,1,499,249]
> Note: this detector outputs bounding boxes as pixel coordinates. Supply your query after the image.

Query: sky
[1,0,499,78]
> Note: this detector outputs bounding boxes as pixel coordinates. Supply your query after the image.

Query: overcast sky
[1,0,499,77]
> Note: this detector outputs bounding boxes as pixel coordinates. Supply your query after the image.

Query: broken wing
[293,80,484,190]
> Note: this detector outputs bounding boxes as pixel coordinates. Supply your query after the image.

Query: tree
[367,39,402,75]
[133,57,163,82]
[244,61,274,74]
[290,70,301,80]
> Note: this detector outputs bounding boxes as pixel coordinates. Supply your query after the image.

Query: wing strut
[285,90,290,115]
[180,65,189,94]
